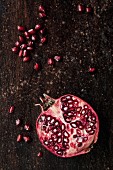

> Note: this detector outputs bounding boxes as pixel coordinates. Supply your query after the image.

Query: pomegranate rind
[36,94,99,158]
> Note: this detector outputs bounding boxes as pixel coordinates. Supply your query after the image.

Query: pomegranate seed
[37,151,43,157]
[39,5,45,12]
[27,41,34,47]
[17,26,25,32]
[23,50,28,57]
[47,58,54,65]
[54,56,62,62]
[9,106,15,113]
[20,44,27,49]
[24,124,31,131]
[27,47,33,51]
[40,28,46,34]
[24,31,30,39]
[12,47,18,53]
[23,136,31,142]
[23,57,30,62]
[15,41,20,47]
[17,134,22,142]
[39,13,46,18]
[28,29,36,34]
[86,7,92,13]
[31,35,37,41]
[19,36,24,43]
[40,37,46,43]
[77,4,85,12]
[19,49,23,57]
[16,119,21,126]
[34,63,40,71]
[35,24,41,30]
[89,67,96,73]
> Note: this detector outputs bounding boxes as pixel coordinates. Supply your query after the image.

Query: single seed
[27,47,33,51]
[89,67,96,73]
[19,36,24,43]
[39,13,46,18]
[40,28,46,34]
[12,47,18,53]
[40,37,46,43]
[39,5,45,12]
[17,26,25,32]
[9,106,15,113]
[23,57,30,62]
[24,31,30,39]
[20,44,27,49]
[27,41,34,47]
[16,119,21,126]
[23,50,27,57]
[34,63,39,71]
[15,41,20,47]
[47,58,54,65]
[31,35,37,41]
[77,4,85,12]
[28,29,36,34]
[17,134,22,142]
[86,7,92,13]
[37,151,43,157]
[24,124,31,131]
[54,56,62,62]
[19,50,23,57]
[23,136,31,142]
[35,24,41,30]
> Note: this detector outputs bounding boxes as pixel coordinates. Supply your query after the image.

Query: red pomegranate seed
[16,119,21,126]
[15,41,20,47]
[89,67,96,73]
[23,50,28,57]
[17,134,23,142]
[27,41,34,47]
[86,7,92,13]
[27,47,33,51]
[20,44,27,49]
[9,106,15,113]
[77,4,85,12]
[24,31,30,39]
[19,49,23,57]
[47,58,54,65]
[24,124,31,131]
[40,28,46,34]
[28,29,36,34]
[23,136,31,142]
[12,47,18,53]
[37,151,43,157]
[35,24,41,30]
[34,63,39,71]
[23,57,30,62]
[17,26,25,32]
[40,37,46,43]
[31,35,37,41]
[39,5,45,12]
[19,36,24,43]
[39,13,46,18]
[54,56,62,62]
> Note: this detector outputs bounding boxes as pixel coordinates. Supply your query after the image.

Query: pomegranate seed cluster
[77,4,93,13]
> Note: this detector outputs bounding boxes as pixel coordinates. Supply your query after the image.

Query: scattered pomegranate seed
[24,31,30,39]
[86,6,92,13]
[47,58,54,65]
[77,4,85,12]
[40,37,46,44]
[17,26,25,32]
[35,24,41,30]
[54,56,62,62]
[37,151,43,157]
[31,35,37,41]
[28,29,36,35]
[24,124,31,131]
[16,119,21,126]
[19,36,24,43]
[9,106,15,113]
[40,28,46,34]
[17,134,23,142]
[15,41,20,47]
[23,136,31,142]
[89,67,96,73]
[12,47,18,53]
[39,5,45,13]
[34,63,40,71]
[23,57,30,62]
[19,49,23,57]
[39,13,46,18]
[20,44,27,49]
[23,50,28,57]
[27,47,33,51]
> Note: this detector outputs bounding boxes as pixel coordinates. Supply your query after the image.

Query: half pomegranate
[36,94,99,158]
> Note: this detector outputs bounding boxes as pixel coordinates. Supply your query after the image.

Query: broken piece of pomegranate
[36,94,99,158]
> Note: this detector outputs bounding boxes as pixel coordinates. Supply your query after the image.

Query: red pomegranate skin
[36,94,99,158]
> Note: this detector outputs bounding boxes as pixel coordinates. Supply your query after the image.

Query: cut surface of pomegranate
[36,94,99,158]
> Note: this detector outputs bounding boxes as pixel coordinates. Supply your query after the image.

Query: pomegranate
[36,94,99,158]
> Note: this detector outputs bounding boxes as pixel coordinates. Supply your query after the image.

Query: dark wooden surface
[0,0,113,170]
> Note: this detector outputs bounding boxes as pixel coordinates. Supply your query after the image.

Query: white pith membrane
[36,94,99,158]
